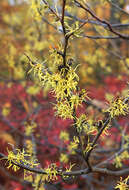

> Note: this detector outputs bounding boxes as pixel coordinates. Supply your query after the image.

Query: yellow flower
[84,143,92,154]
[115,176,129,190]
[105,98,129,118]
[25,122,37,136]
[63,163,75,179]
[44,164,58,181]
[2,103,11,117]
[32,174,46,190]
[114,155,122,168]
[30,0,42,21]
[83,137,95,154]
[68,136,79,151]
[59,131,69,141]
[7,148,39,172]
[114,151,129,168]
[25,140,33,155]
[51,67,79,100]
[70,94,82,109]
[54,101,73,119]
[75,114,97,134]
[87,67,93,74]
[26,85,40,95]
[7,150,20,171]
[75,114,87,132]
[7,148,29,171]
[24,170,33,183]
[65,163,75,173]
[83,119,98,135]
[60,153,69,163]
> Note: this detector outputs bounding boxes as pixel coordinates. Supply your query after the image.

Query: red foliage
[0,74,128,190]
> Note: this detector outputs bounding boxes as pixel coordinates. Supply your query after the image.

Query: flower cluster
[26,163,59,190]
[115,176,129,190]
[54,100,73,119]
[75,114,97,134]
[68,136,79,153]
[7,148,38,172]
[114,151,129,168]
[43,163,58,181]
[28,56,88,119]
[105,98,129,118]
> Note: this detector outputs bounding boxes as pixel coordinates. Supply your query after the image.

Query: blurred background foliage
[0,0,129,86]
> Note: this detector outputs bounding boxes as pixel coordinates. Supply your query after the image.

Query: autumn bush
[0,0,129,190]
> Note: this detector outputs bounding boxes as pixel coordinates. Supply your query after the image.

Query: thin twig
[42,0,61,21]
[74,0,129,40]
[108,0,129,16]
[1,152,129,177]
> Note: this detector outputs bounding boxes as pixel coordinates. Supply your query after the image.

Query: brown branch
[42,12,129,30]
[0,153,47,175]
[1,152,129,177]
[111,23,129,29]
[60,1,88,66]
[108,0,129,16]
[74,0,129,40]
[42,0,61,21]
[62,36,69,66]
[84,117,111,170]
[92,167,129,176]
[61,0,67,35]
[67,20,88,38]
[60,0,68,66]
[63,11,129,29]
[96,147,129,168]
[63,167,129,176]
[83,34,120,39]
[72,110,90,169]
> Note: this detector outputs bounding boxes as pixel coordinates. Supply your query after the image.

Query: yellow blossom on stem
[50,66,79,100]
[59,131,69,141]
[25,140,33,155]
[25,122,37,136]
[54,101,73,119]
[68,136,79,152]
[105,98,129,118]
[114,151,129,168]
[75,114,97,134]
[115,176,129,190]
[65,163,75,173]
[83,137,95,154]
[7,148,39,172]
[63,163,76,179]
[24,170,33,183]
[75,114,87,132]
[60,153,69,163]
[7,148,29,171]
[83,119,98,135]
[70,94,82,109]
[43,164,58,182]
[33,174,45,190]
